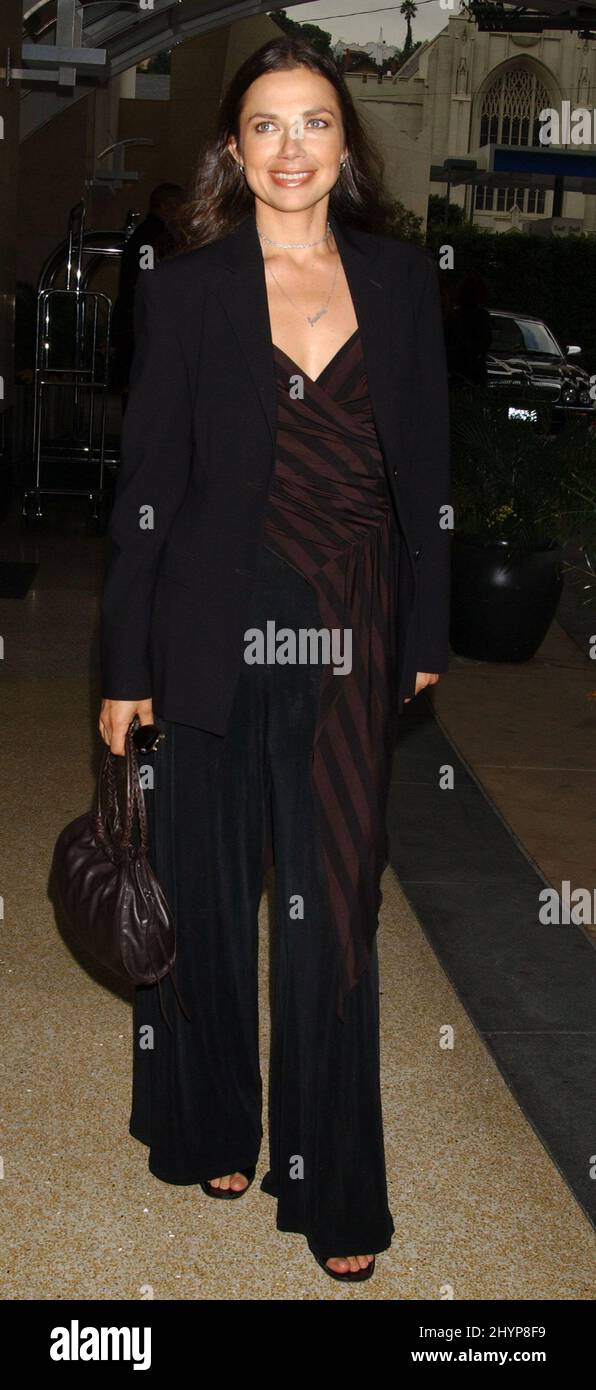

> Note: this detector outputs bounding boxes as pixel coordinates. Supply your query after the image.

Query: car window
[489,317,525,354]
[490,315,562,358]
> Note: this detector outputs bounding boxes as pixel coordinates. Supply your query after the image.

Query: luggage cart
[23,201,129,528]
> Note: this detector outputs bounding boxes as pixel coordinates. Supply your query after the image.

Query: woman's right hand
[99,698,155,756]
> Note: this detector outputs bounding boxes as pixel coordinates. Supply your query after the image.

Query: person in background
[445,270,492,388]
[110,183,185,404]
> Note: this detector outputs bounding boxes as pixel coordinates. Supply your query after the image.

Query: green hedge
[425,225,596,380]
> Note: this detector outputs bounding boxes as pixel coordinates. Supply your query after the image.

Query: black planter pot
[450,534,564,663]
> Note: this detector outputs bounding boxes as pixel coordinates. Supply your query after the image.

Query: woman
[99,35,451,1283]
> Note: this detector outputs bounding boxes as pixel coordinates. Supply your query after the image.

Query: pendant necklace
[260,222,340,328]
[265,251,338,323]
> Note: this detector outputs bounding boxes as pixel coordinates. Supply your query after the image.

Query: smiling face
[227,66,347,213]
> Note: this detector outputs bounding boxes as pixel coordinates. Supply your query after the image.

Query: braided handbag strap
[95,721,149,855]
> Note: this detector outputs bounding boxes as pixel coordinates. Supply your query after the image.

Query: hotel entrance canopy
[432,147,596,192]
[18,0,309,86]
[430,143,596,220]
[468,0,596,35]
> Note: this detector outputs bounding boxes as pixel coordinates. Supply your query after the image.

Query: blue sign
[492,146,596,178]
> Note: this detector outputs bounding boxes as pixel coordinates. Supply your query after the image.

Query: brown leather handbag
[51,717,190,1031]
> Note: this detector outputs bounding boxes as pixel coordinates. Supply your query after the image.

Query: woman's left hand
[403,672,441,703]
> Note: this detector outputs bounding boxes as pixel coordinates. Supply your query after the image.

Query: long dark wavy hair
[170,34,394,253]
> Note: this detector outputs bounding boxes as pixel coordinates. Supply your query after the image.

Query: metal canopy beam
[431,165,596,193]
[21,43,106,70]
[466,0,596,36]
[10,0,311,90]
[18,0,308,84]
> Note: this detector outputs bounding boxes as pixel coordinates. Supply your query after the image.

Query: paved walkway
[0,507,594,1297]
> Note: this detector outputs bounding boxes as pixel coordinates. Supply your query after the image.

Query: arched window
[475,65,550,215]
[479,64,551,147]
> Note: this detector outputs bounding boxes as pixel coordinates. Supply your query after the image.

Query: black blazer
[100,206,451,735]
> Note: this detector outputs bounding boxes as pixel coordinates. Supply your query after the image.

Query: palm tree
[400,0,417,57]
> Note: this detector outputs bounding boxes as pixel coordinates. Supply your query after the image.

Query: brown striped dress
[262,328,399,1021]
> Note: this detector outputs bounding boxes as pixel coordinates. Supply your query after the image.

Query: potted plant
[556,468,596,618]
[449,384,596,662]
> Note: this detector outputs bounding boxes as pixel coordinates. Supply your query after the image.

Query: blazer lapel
[214,205,412,465]
[330,211,413,467]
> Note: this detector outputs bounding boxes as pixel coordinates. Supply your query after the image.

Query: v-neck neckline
[272,328,360,386]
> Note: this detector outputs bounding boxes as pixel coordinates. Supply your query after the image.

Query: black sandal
[309,1243,376,1282]
[199,1165,256,1200]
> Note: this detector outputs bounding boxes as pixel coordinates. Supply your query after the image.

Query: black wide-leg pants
[130,544,395,1258]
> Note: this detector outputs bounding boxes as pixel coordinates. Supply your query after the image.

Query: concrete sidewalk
[433,619,596,947]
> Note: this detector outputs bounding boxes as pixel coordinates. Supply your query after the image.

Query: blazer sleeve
[408,252,452,675]
[100,267,193,699]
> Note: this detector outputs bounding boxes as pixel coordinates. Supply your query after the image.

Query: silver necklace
[256,221,332,249]
[265,248,338,326]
